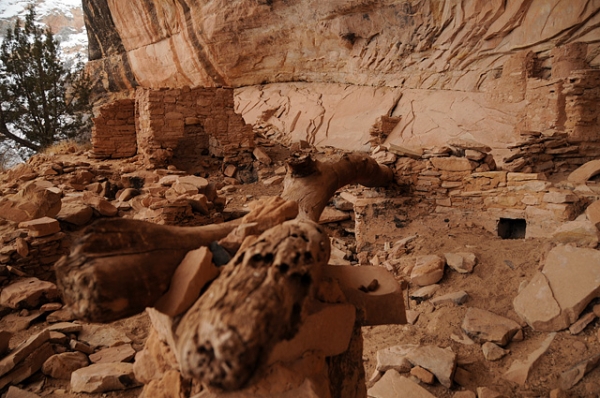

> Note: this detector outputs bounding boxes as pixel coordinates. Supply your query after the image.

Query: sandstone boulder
[411,255,445,286]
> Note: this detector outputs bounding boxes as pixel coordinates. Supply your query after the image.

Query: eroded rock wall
[85,0,600,91]
[83,0,600,157]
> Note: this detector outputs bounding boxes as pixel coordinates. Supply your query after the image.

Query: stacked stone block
[91,99,137,159]
[135,86,253,170]
[564,69,600,143]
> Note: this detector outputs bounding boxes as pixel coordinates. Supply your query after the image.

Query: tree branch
[0,108,40,151]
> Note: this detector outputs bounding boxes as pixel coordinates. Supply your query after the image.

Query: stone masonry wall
[92,86,254,171]
[135,86,253,170]
[391,152,585,239]
[564,69,600,143]
[91,99,137,159]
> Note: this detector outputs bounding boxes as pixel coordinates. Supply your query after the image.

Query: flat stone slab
[368,371,437,398]
[154,246,218,317]
[18,217,60,237]
[544,245,600,327]
[71,362,141,393]
[503,333,555,385]
[513,272,565,331]
[568,159,600,185]
[461,307,521,346]
[89,344,136,364]
[0,278,59,309]
[78,325,132,349]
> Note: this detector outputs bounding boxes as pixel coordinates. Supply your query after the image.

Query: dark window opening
[498,218,526,239]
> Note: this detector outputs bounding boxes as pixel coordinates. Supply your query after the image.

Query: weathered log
[55,197,299,323]
[176,219,330,391]
[282,152,394,221]
[54,218,241,323]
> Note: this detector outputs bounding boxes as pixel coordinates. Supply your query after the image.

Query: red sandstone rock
[154,247,218,317]
[42,351,89,380]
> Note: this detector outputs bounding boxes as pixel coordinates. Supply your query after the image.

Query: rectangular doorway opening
[498,218,526,239]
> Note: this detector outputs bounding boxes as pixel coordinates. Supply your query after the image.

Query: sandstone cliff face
[85,0,600,90]
[83,0,600,156]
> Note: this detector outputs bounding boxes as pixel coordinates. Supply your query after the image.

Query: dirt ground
[3,147,600,398]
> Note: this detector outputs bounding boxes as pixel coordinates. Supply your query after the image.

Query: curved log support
[176,219,331,391]
[282,153,394,221]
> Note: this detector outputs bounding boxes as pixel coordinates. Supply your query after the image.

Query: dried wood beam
[281,152,394,221]
[176,219,330,391]
[54,218,243,323]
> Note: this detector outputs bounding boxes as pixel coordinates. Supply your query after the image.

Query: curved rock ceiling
[83,0,600,153]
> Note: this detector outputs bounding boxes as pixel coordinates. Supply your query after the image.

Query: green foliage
[0,6,92,158]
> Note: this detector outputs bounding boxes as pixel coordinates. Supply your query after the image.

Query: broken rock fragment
[430,290,468,306]
[461,307,521,346]
[551,220,600,248]
[513,271,563,331]
[514,245,600,331]
[375,344,456,388]
[70,362,141,393]
[569,312,596,335]
[89,344,136,364]
[368,370,437,398]
[411,254,445,286]
[502,333,555,385]
[559,353,600,390]
[482,342,509,361]
[0,277,59,309]
[56,202,93,226]
[444,252,477,273]
[17,217,60,238]
[153,246,218,317]
[42,351,89,380]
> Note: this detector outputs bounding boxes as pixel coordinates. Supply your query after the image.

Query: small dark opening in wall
[498,218,526,239]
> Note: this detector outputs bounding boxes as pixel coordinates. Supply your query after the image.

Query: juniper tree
[0,6,92,157]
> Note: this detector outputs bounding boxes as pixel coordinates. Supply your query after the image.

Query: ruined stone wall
[564,69,600,144]
[136,86,253,169]
[92,87,253,170]
[90,99,137,159]
[389,152,585,240]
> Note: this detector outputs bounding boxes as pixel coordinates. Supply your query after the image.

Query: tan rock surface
[88,1,600,92]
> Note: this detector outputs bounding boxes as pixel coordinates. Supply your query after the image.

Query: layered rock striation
[83,0,600,161]
[84,0,600,91]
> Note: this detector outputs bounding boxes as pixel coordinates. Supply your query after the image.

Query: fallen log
[54,218,241,323]
[176,219,330,391]
[55,197,299,323]
[282,152,394,221]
